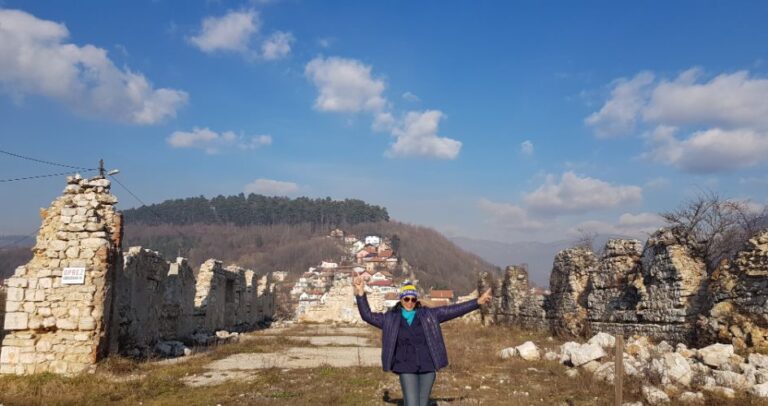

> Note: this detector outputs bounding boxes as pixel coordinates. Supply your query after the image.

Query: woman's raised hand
[477,288,493,305]
[353,276,365,296]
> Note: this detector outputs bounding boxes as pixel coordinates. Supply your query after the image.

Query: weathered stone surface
[750,382,768,398]
[587,332,616,349]
[549,248,595,337]
[698,343,734,368]
[642,385,670,405]
[514,341,540,361]
[560,342,606,367]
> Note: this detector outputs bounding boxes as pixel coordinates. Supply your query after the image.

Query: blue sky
[2,1,768,243]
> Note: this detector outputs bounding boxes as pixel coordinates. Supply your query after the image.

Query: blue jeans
[399,372,436,406]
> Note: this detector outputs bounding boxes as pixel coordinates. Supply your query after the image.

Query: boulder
[642,385,670,405]
[498,347,516,360]
[713,370,750,390]
[587,332,616,349]
[514,341,541,361]
[749,353,768,369]
[677,391,704,404]
[560,342,607,367]
[651,352,692,386]
[750,382,768,398]
[697,343,734,368]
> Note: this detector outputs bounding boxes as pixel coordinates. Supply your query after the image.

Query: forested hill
[123,194,389,227]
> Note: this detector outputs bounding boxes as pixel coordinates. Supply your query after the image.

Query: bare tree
[573,227,598,252]
[660,190,766,271]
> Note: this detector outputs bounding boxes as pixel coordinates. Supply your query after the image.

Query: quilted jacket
[355,294,479,372]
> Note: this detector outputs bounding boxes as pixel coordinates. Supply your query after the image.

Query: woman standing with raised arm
[353,277,492,406]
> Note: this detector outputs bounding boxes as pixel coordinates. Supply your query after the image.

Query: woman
[353,277,492,406]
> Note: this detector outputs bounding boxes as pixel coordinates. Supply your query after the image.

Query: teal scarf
[400,308,416,326]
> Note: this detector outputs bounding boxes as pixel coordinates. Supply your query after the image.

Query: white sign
[62,267,86,285]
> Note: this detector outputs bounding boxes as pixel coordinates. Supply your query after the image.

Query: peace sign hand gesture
[353,276,365,296]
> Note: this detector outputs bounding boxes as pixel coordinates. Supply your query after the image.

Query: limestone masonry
[1,175,275,375]
[482,228,768,351]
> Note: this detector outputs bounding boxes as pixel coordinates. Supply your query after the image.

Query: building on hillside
[360,270,374,282]
[385,257,398,270]
[365,236,381,246]
[429,290,454,305]
[378,248,394,258]
[353,266,365,274]
[370,271,391,282]
[384,292,400,308]
[329,228,344,238]
[320,261,338,269]
[271,271,288,282]
[367,279,395,294]
[344,236,359,244]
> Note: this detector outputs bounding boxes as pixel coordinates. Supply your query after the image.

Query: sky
[1,1,768,243]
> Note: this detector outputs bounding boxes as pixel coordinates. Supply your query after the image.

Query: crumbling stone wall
[1,175,277,375]
[115,252,275,357]
[1,174,122,375]
[548,247,596,337]
[484,228,768,349]
[702,231,768,351]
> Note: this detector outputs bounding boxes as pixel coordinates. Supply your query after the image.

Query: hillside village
[289,229,460,323]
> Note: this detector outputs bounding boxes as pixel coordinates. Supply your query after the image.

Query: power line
[109,174,190,246]
[0,149,97,171]
[0,169,98,183]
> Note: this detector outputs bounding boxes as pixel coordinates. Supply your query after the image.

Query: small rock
[642,385,670,405]
[565,368,579,378]
[678,391,704,404]
[587,332,615,349]
[697,343,734,368]
[749,353,768,369]
[498,347,516,360]
[750,382,768,398]
[515,341,541,361]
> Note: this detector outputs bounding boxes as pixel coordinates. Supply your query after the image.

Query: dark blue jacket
[392,312,434,373]
[355,294,479,372]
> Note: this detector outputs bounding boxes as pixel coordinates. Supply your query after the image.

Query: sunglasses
[401,297,417,303]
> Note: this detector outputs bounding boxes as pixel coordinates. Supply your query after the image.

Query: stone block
[78,317,96,330]
[6,301,21,312]
[6,277,28,288]
[0,347,20,364]
[50,360,68,374]
[82,238,107,249]
[6,287,25,302]
[49,240,67,251]
[38,278,53,289]
[4,312,28,330]
[65,247,80,259]
[56,318,77,330]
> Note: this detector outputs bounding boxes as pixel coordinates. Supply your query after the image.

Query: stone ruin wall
[482,228,768,351]
[1,175,277,375]
[297,278,387,324]
[1,175,122,375]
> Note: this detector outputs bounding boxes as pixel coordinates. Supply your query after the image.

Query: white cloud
[584,72,654,138]
[570,212,663,240]
[261,31,293,60]
[0,9,187,124]
[402,91,420,102]
[304,57,387,113]
[520,140,534,155]
[189,10,260,54]
[644,69,768,130]
[305,56,462,159]
[589,68,768,172]
[244,178,299,196]
[645,127,768,173]
[644,177,670,189]
[478,199,545,231]
[167,127,271,154]
[387,110,462,159]
[617,212,663,229]
[524,171,642,215]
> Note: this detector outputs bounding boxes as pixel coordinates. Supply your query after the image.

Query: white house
[364,236,381,246]
[371,271,391,282]
[320,261,338,269]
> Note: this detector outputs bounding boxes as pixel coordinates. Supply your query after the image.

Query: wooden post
[615,335,624,406]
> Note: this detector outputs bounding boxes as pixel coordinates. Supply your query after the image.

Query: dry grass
[1,322,768,405]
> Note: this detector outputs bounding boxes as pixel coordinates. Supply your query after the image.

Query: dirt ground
[0,321,767,405]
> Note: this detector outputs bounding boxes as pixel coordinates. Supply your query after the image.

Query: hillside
[123,194,389,227]
[123,221,498,294]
